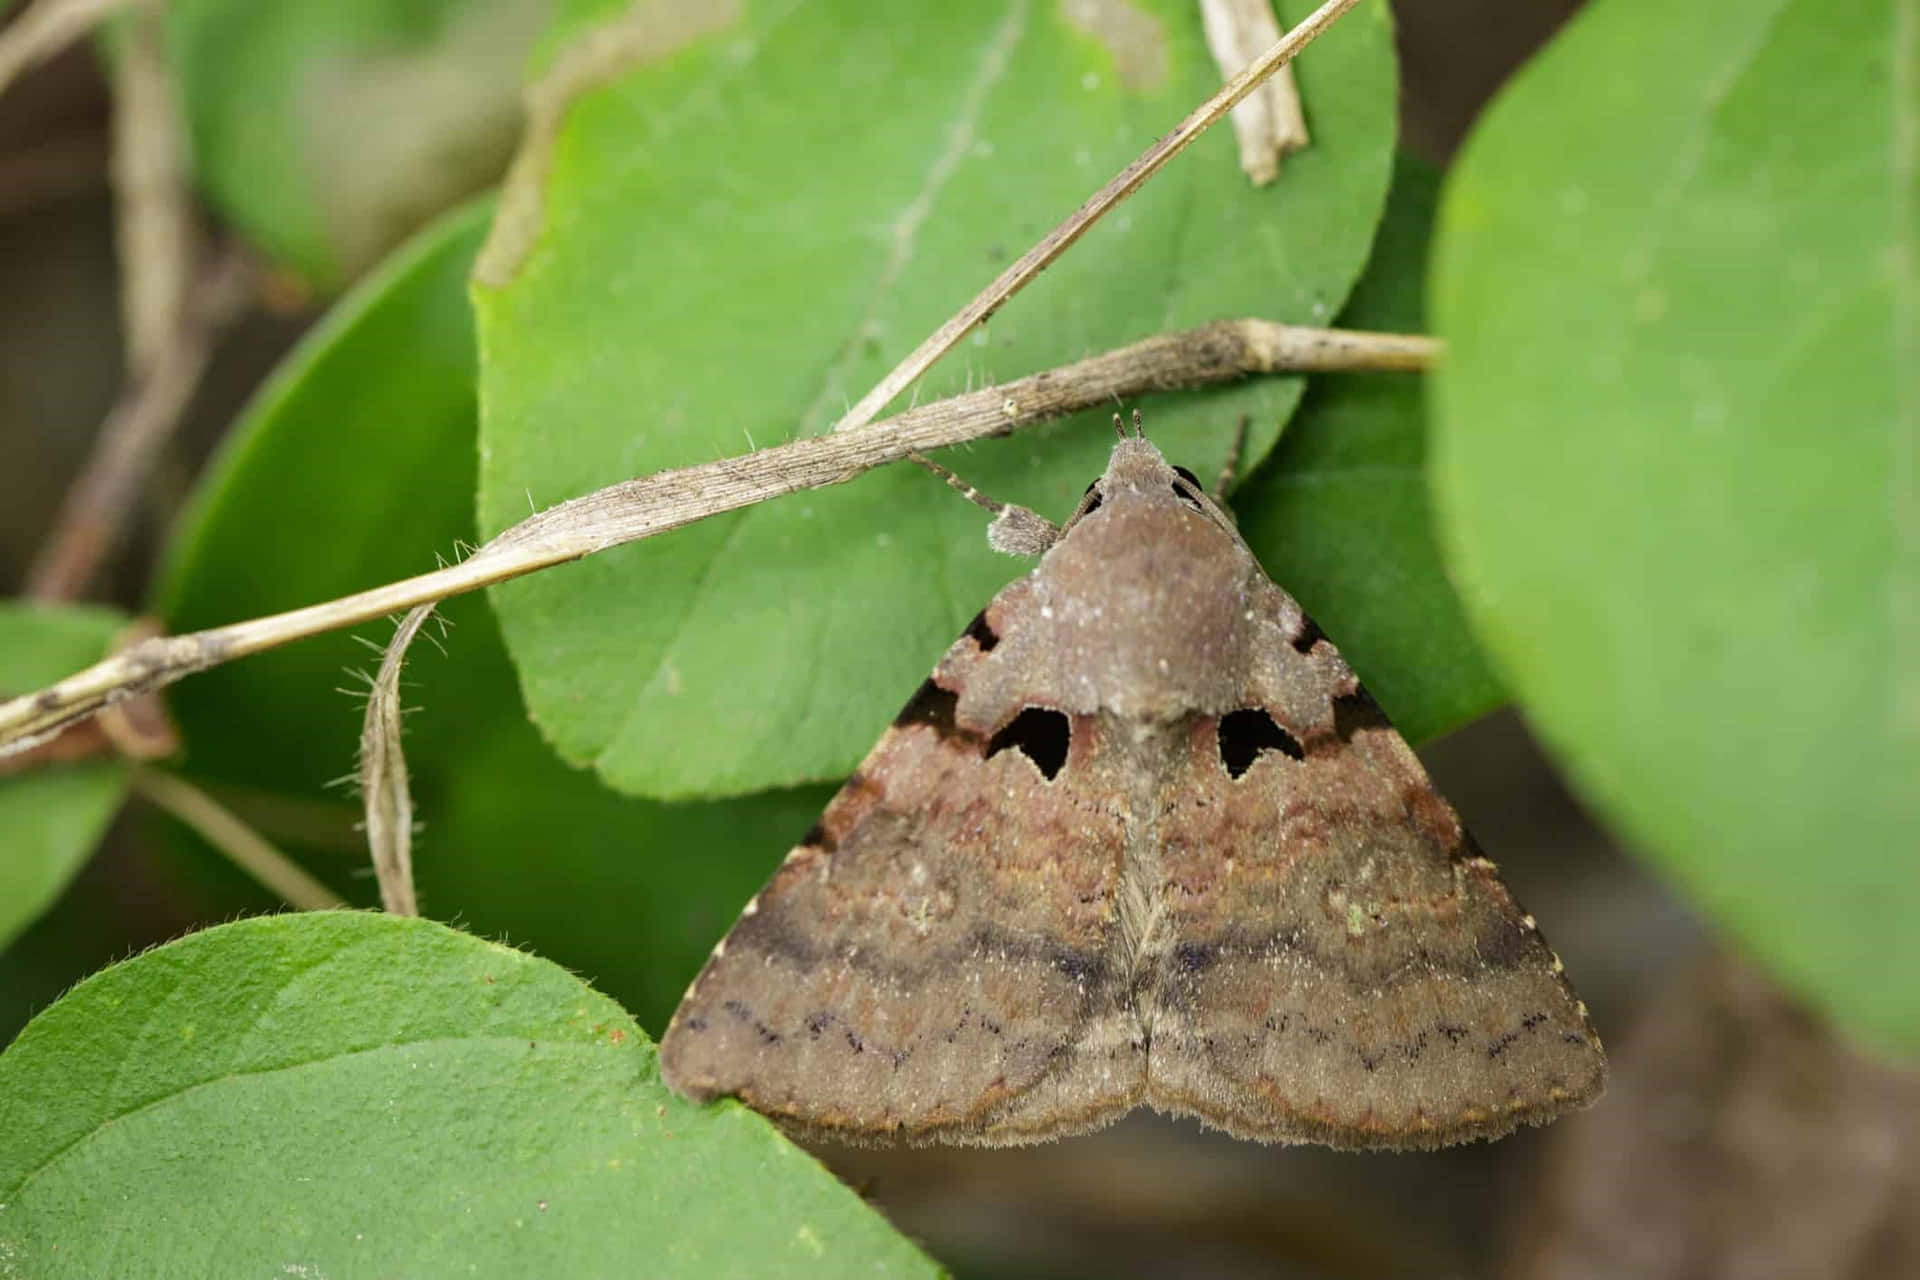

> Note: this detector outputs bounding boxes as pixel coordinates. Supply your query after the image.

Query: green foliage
[1430,0,1917,1047]
[0,603,130,950]
[0,912,937,1277]
[1237,154,1503,742]
[475,0,1399,800]
[161,0,549,290]
[156,199,831,1035]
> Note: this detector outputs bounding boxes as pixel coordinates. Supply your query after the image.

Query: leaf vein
[797,0,1031,433]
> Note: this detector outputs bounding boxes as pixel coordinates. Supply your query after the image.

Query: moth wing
[660,614,1143,1145]
[1143,643,1607,1149]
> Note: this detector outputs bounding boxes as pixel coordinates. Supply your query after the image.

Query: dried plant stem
[0,0,139,99]
[132,769,346,912]
[0,319,1437,755]
[359,606,432,916]
[832,0,1364,431]
[1200,0,1310,184]
[26,250,253,600]
[110,1,194,379]
[24,6,253,602]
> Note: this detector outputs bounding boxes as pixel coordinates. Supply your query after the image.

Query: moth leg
[1211,414,1252,501]
[909,450,1061,557]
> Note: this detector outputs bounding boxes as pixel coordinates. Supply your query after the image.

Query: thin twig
[26,249,254,601]
[0,616,176,773]
[359,606,431,916]
[1199,0,1310,185]
[0,0,139,99]
[1212,413,1251,500]
[0,710,114,774]
[24,6,255,602]
[110,0,194,380]
[0,319,1438,754]
[132,769,347,911]
[832,0,1363,431]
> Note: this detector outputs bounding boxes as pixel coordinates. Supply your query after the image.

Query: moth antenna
[1132,408,1145,439]
[909,451,1059,557]
[1112,412,1126,440]
[909,451,1008,517]
[1212,414,1252,500]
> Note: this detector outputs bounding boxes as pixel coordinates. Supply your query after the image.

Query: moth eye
[1172,465,1203,488]
[1079,479,1104,517]
[1217,708,1304,778]
[987,707,1071,780]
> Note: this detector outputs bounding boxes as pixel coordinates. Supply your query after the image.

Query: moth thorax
[1037,502,1255,718]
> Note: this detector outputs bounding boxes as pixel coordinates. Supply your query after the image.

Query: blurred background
[2,1,1914,1276]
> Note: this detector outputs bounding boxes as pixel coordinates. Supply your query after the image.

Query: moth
[661,420,1606,1149]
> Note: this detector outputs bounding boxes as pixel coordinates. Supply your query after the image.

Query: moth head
[1064,436,1238,539]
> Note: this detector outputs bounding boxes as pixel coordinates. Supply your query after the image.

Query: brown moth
[661,423,1606,1149]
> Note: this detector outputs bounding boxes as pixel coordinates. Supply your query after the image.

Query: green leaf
[426,728,832,1032]
[156,198,832,1034]
[1430,0,1918,1047]
[1234,153,1502,744]
[161,0,550,290]
[0,912,936,1276]
[159,199,500,809]
[476,0,1398,800]
[0,603,131,951]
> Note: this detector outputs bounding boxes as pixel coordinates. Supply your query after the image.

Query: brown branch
[109,0,194,379]
[832,0,1364,431]
[0,319,1438,754]
[0,0,139,99]
[23,1,255,602]
[0,615,177,773]
[26,248,254,600]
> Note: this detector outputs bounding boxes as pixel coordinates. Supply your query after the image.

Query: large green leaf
[1236,154,1501,744]
[162,0,550,290]
[477,0,1398,800]
[1431,0,1917,1047]
[0,603,130,952]
[157,200,829,1034]
[0,912,936,1276]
